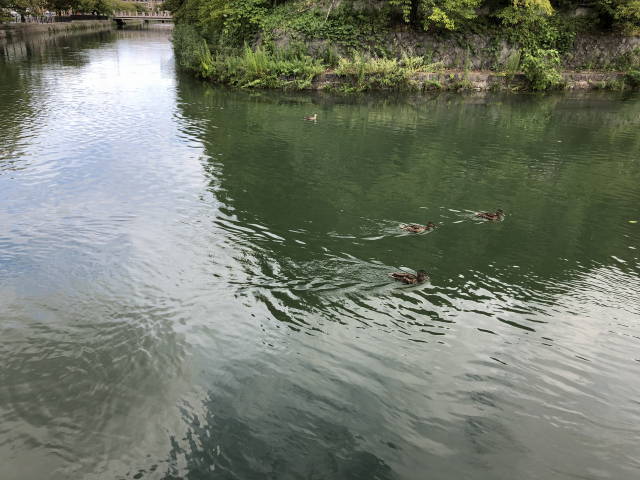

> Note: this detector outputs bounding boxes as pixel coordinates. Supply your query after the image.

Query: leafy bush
[172,24,215,77]
[258,2,391,52]
[422,0,482,30]
[614,1,640,34]
[334,53,409,91]
[504,50,522,81]
[212,45,325,89]
[499,0,554,26]
[334,52,446,91]
[625,69,640,88]
[400,54,425,71]
[336,53,398,76]
[521,48,563,90]
[321,45,340,67]
[595,0,640,33]
[498,0,580,56]
[608,47,640,71]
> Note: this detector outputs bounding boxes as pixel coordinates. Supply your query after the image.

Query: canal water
[1,28,639,480]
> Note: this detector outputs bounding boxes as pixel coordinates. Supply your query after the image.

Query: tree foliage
[610,0,640,33]
[388,0,481,30]
[499,0,553,26]
[1,0,143,16]
[521,47,563,89]
[159,0,640,91]
[422,0,482,30]
[161,0,640,42]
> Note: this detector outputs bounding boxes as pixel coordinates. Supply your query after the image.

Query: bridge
[112,12,173,27]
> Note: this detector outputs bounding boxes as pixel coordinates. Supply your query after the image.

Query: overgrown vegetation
[174,23,324,89]
[161,0,640,92]
[626,69,640,88]
[212,44,324,89]
[521,48,563,90]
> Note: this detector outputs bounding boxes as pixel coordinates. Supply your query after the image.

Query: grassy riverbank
[166,0,640,92]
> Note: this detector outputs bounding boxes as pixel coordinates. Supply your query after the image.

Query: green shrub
[321,45,341,67]
[422,0,482,31]
[335,53,427,91]
[504,50,521,82]
[450,78,474,91]
[172,24,215,77]
[498,1,580,57]
[521,48,563,90]
[336,53,398,76]
[597,0,640,34]
[610,47,640,71]
[625,69,640,88]
[400,54,425,71]
[213,45,325,89]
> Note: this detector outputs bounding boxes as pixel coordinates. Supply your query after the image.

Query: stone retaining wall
[311,71,630,91]
[303,31,640,71]
[0,20,112,43]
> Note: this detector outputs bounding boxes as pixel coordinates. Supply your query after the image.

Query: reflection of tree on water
[1,29,114,63]
[174,81,640,288]
[0,60,33,170]
[160,389,395,480]
[154,85,640,480]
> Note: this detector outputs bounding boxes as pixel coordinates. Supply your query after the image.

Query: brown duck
[304,113,317,121]
[475,209,505,221]
[389,270,428,284]
[400,222,437,233]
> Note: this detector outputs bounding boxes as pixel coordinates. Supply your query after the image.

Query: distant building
[130,0,166,12]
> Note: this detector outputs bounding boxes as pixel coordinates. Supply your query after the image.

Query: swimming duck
[304,113,317,121]
[475,209,505,221]
[400,222,437,233]
[389,270,428,284]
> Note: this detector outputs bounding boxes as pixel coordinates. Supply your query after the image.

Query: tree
[608,0,640,32]
[389,0,481,31]
[498,0,553,26]
[422,0,482,30]
[10,0,47,17]
[46,0,74,14]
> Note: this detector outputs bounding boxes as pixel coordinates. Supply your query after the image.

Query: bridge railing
[113,11,173,18]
